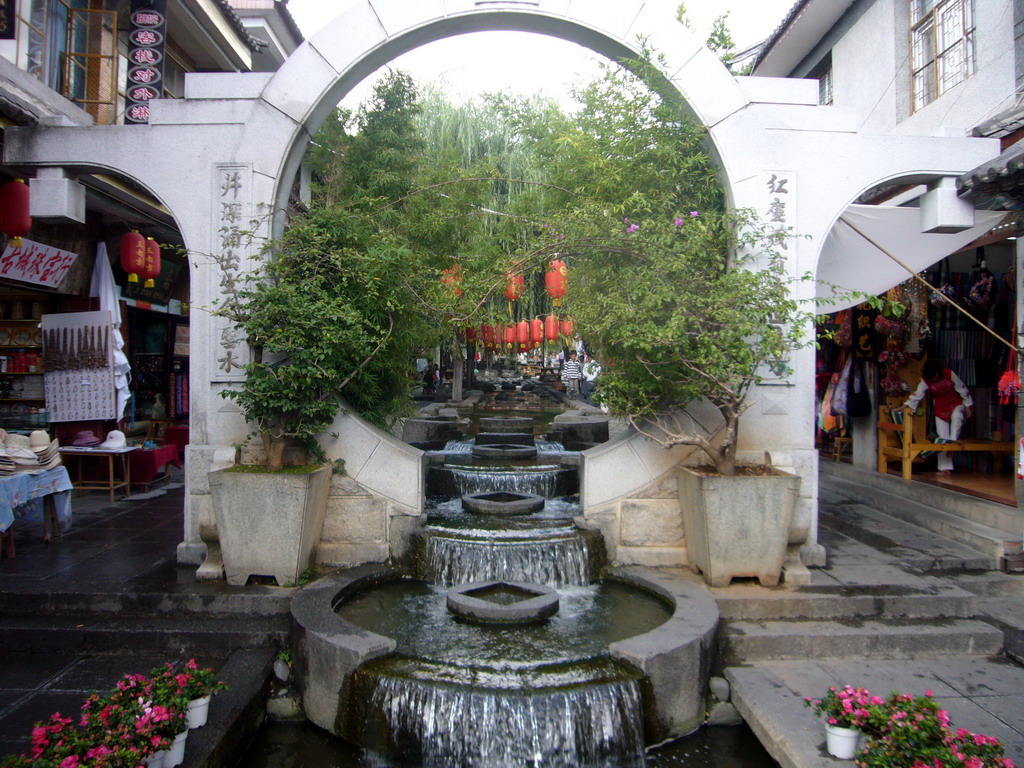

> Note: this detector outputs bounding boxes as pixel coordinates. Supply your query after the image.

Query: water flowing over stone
[426,533,591,586]
[363,673,645,768]
[446,467,571,497]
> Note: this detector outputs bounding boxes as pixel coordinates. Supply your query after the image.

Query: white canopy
[816,204,1007,312]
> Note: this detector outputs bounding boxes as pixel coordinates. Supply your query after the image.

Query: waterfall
[426,534,590,586]
[448,467,566,497]
[364,675,645,768]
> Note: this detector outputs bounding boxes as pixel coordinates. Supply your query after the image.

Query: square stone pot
[676,465,801,587]
[209,465,331,586]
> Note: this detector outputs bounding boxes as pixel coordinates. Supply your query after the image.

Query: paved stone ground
[2,467,1024,767]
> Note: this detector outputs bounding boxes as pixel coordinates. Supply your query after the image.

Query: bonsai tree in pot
[531,55,811,586]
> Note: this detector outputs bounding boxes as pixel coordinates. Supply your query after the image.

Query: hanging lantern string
[839,216,1022,355]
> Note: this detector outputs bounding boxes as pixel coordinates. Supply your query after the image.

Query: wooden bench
[877,407,1014,480]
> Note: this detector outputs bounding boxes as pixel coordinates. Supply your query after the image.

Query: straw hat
[29,430,50,452]
[98,430,126,450]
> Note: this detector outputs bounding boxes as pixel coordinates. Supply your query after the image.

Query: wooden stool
[832,436,852,462]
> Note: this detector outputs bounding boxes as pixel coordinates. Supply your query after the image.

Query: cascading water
[329,394,673,766]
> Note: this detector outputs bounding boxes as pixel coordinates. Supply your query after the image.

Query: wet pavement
[2,463,1024,767]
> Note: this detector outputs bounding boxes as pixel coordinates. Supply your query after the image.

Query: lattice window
[911,0,975,111]
[63,6,117,124]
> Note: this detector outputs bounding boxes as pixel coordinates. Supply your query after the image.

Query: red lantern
[0,179,32,244]
[560,318,574,337]
[531,318,544,344]
[503,324,516,347]
[516,320,530,345]
[504,272,524,301]
[545,259,567,306]
[518,342,530,353]
[120,231,146,283]
[441,265,462,297]
[545,315,559,342]
[141,237,161,288]
[465,326,477,342]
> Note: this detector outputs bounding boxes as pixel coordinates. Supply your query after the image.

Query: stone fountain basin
[446,580,559,624]
[291,563,719,744]
[461,490,546,516]
[472,443,539,459]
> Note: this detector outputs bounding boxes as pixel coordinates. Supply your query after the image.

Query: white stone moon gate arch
[3,0,1000,577]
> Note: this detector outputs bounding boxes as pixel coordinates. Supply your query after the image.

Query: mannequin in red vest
[904,359,974,475]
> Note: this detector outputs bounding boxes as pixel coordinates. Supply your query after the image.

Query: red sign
[128,66,161,84]
[128,85,159,101]
[0,238,78,288]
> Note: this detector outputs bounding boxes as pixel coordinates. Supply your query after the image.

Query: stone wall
[317,472,421,567]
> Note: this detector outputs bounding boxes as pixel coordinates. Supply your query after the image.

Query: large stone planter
[676,466,801,587]
[209,465,331,586]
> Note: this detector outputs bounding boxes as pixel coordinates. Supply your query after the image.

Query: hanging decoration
[516,320,530,346]
[464,326,476,343]
[0,179,32,245]
[141,237,162,288]
[481,324,496,351]
[560,318,574,338]
[999,347,1020,405]
[545,259,567,306]
[441,265,463,297]
[544,315,559,342]
[503,324,515,348]
[504,271,525,301]
[120,231,147,283]
[530,318,544,345]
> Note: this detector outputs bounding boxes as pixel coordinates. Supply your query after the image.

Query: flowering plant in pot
[856,690,1015,768]
[805,685,883,730]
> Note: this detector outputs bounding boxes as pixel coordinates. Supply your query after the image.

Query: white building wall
[830,0,1016,137]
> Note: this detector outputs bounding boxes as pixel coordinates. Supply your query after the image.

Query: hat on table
[98,430,126,450]
[73,430,101,447]
[29,430,50,452]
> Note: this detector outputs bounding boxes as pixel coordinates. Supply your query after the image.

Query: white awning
[816,204,1007,312]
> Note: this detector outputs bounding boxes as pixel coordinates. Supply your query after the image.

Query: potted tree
[561,207,808,587]
[205,73,437,586]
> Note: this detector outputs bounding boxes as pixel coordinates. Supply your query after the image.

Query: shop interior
[817,240,1017,505]
[0,178,190,497]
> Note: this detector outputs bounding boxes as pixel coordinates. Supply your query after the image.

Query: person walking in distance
[903,359,973,475]
[561,350,583,399]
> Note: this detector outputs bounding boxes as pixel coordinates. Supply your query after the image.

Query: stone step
[823,461,1022,534]
[0,614,289,656]
[0,586,293,618]
[718,618,1003,665]
[818,503,995,571]
[822,473,1020,564]
[713,581,979,622]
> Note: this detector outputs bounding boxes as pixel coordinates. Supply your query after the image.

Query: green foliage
[219,71,433,470]
[537,58,807,475]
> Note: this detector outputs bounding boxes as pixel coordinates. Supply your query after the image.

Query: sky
[284,0,796,110]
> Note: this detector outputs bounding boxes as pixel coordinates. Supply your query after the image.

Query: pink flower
[59,756,79,768]
[86,745,113,758]
[674,217,684,227]
[690,210,699,217]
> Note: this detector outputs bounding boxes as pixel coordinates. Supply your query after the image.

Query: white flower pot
[164,730,188,767]
[144,749,167,767]
[187,694,211,729]
[825,723,861,759]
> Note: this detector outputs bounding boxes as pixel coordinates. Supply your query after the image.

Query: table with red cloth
[129,444,182,491]
[164,425,189,459]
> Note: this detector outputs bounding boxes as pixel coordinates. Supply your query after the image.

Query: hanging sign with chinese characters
[125,0,167,125]
[852,301,877,359]
[0,238,78,288]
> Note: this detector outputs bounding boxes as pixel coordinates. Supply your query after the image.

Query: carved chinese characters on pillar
[758,171,797,386]
[211,165,253,383]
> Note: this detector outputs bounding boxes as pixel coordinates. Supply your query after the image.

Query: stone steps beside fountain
[717,617,1003,665]
[0,612,289,655]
